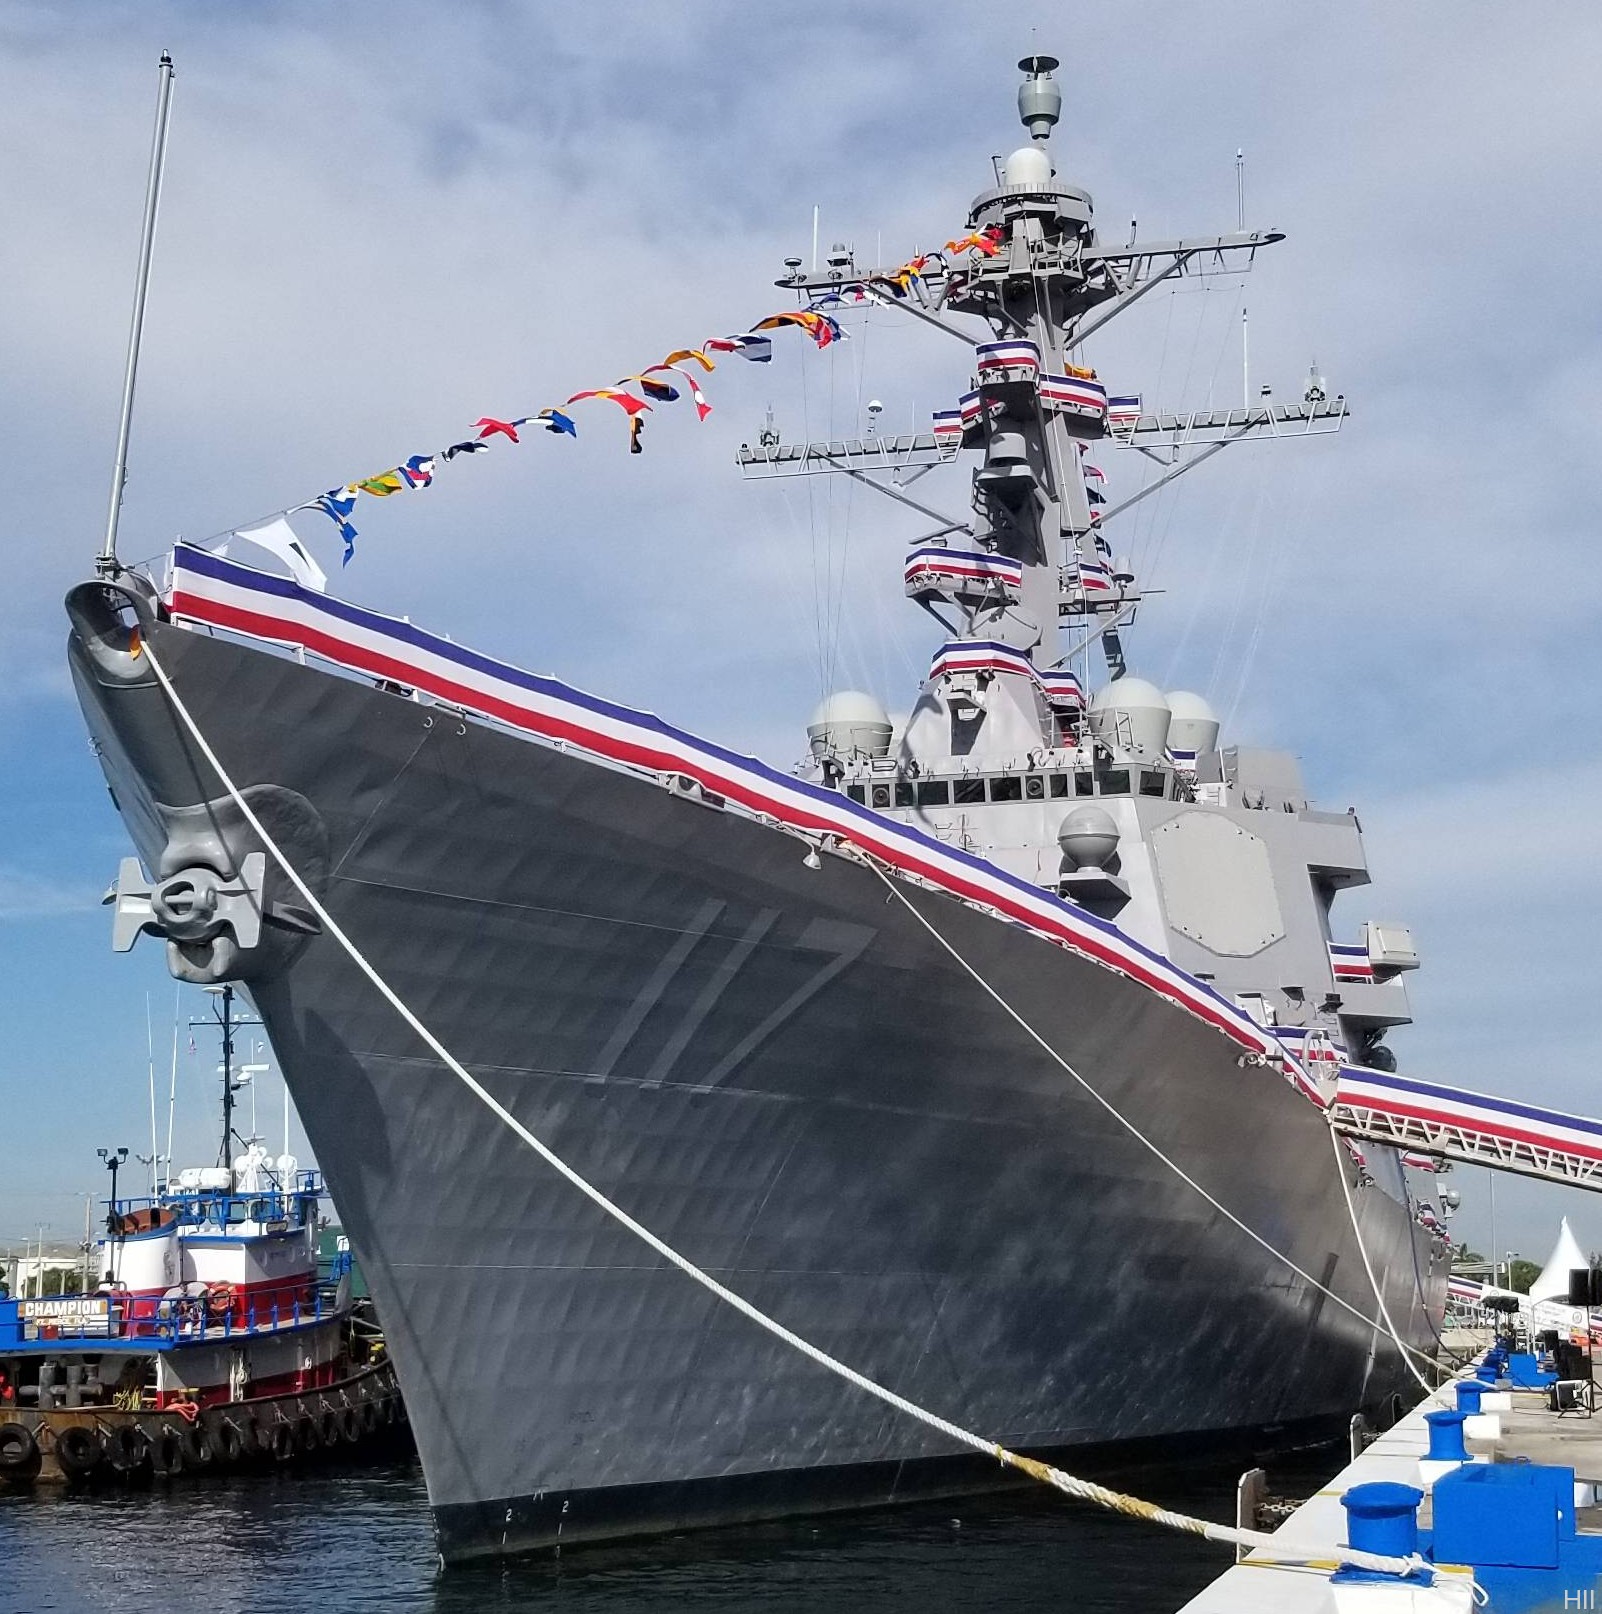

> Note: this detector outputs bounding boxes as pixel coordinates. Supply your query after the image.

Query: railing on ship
[108,1169,325,1236]
[0,1213,357,1352]
[0,1281,337,1351]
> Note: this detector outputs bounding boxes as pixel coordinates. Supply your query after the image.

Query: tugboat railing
[0,1282,335,1351]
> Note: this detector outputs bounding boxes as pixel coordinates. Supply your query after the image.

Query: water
[0,1451,1304,1614]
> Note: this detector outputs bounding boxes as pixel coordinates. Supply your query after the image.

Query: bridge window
[1098,768,1130,796]
[894,781,915,808]
[916,780,950,807]
[954,778,986,805]
[1075,772,1094,797]
[871,784,892,809]
[989,775,1023,803]
[846,784,866,804]
[1024,775,1045,800]
[1049,774,1069,799]
[1139,770,1166,798]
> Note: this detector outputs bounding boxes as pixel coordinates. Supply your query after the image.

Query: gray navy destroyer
[67,57,1445,1560]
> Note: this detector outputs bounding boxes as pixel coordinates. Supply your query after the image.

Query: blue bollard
[1426,1409,1470,1463]
[1341,1480,1423,1562]
[1456,1380,1485,1414]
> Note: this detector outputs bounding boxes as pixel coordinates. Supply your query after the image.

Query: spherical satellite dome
[1087,676,1172,760]
[1058,805,1120,870]
[1165,689,1220,756]
[1003,144,1053,189]
[807,691,893,760]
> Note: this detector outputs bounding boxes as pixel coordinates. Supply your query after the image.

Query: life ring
[178,1423,214,1468]
[101,1423,150,1474]
[213,1419,245,1464]
[53,1424,102,1479]
[0,1422,40,1474]
[149,1427,184,1476]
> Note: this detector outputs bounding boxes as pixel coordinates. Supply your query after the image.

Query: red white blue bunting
[1329,941,1375,983]
[927,638,1085,713]
[975,340,1043,383]
[903,546,1023,596]
[167,543,1309,1088]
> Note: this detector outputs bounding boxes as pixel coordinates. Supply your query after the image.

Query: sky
[1,2,1599,1270]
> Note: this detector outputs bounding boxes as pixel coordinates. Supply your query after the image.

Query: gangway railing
[1330,1065,1602,1192]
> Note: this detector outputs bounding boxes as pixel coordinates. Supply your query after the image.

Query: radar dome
[1087,677,1172,761]
[1003,145,1052,189]
[1165,690,1220,756]
[808,691,892,760]
[1058,805,1119,870]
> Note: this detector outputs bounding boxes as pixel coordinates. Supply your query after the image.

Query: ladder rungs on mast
[737,433,959,479]
[1330,1064,1602,1192]
[1111,398,1348,449]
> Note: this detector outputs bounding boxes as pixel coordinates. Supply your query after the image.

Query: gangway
[1330,1064,1602,1192]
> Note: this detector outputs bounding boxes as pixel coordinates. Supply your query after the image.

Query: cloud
[0,865,106,922]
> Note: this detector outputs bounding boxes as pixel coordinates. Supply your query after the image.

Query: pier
[1182,1339,1602,1611]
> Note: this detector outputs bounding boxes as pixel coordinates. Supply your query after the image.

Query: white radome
[1165,690,1220,756]
[1003,144,1053,189]
[808,691,893,759]
[1087,677,1172,760]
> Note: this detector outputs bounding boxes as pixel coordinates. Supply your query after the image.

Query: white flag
[232,517,328,593]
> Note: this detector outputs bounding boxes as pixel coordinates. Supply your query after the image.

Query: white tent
[1530,1216,1590,1303]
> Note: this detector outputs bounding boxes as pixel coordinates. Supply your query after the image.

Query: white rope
[866,853,1456,1397]
[1330,1126,1452,1404]
[866,858,1400,1339]
[137,634,1431,1579]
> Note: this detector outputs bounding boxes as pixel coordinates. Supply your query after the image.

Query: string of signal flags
[251,226,1008,574]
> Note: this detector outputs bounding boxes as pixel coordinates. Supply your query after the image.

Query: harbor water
[0,1450,1290,1613]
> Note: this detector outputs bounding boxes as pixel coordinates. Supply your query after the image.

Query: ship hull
[68,607,1443,1560]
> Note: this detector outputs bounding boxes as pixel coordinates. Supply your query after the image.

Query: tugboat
[0,988,403,1487]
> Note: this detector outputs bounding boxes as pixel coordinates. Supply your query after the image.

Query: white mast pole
[99,52,175,575]
[165,984,179,1183]
[1242,306,1250,410]
[145,992,158,1194]
[1237,150,1249,409]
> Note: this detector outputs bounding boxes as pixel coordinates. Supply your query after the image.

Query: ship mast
[747,54,1345,779]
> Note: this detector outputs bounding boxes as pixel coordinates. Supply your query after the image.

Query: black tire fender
[101,1423,150,1473]
[54,1425,102,1478]
[178,1423,213,1468]
[213,1419,245,1463]
[149,1426,184,1477]
[0,1422,40,1474]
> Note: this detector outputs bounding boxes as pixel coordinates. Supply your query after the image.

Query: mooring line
[139,636,1432,1578]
